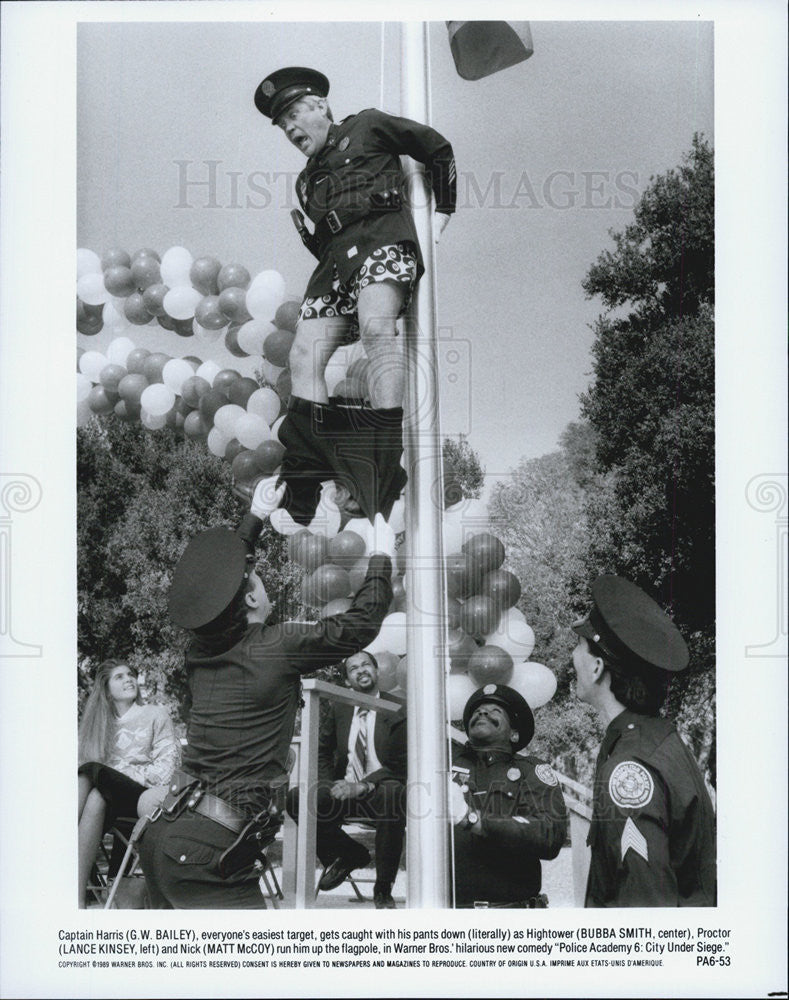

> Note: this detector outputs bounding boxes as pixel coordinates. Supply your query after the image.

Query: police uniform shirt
[586,709,717,908]
[295,108,456,295]
[453,744,568,906]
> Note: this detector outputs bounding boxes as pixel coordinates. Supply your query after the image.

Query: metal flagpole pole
[400,21,451,909]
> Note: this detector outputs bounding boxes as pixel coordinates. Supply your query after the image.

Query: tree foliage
[443,435,485,503]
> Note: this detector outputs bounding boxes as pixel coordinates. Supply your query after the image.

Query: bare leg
[137,785,167,818]
[357,281,408,409]
[289,315,353,403]
[78,788,107,908]
[78,773,92,820]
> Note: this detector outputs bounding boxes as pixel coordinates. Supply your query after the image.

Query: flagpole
[400,21,451,909]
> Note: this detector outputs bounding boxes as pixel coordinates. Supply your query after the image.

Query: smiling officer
[254,67,456,525]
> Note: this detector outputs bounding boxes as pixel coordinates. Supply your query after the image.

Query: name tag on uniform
[347,246,358,258]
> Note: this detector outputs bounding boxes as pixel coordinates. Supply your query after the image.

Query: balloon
[141,409,167,431]
[217,263,251,291]
[196,360,221,385]
[142,283,169,317]
[235,413,271,449]
[142,353,170,384]
[275,369,292,405]
[459,595,499,638]
[300,574,321,610]
[274,300,301,332]
[117,373,148,404]
[160,246,193,286]
[88,384,117,415]
[389,576,406,613]
[100,302,128,340]
[310,564,352,603]
[445,552,480,600]
[246,270,286,320]
[207,426,230,458]
[190,256,221,295]
[261,360,285,386]
[224,324,248,358]
[263,328,295,368]
[254,439,285,474]
[101,248,131,270]
[106,336,136,367]
[445,596,462,630]
[348,557,369,592]
[467,645,514,687]
[484,618,536,662]
[126,348,151,375]
[141,383,175,417]
[374,650,400,692]
[448,628,478,673]
[481,569,521,610]
[236,319,272,356]
[231,449,260,485]
[77,311,103,336]
[183,410,210,440]
[195,295,228,330]
[131,247,160,264]
[319,597,353,619]
[246,387,280,426]
[183,356,201,369]
[498,606,527,629]
[463,532,505,576]
[114,399,140,422]
[388,498,406,535]
[270,415,285,442]
[79,350,110,382]
[395,656,408,690]
[131,255,161,289]
[77,272,110,306]
[162,358,195,395]
[76,372,92,402]
[193,319,224,342]
[227,377,259,408]
[293,533,328,573]
[164,285,202,320]
[198,388,226,425]
[368,612,407,656]
[77,248,102,279]
[509,661,557,709]
[99,364,127,393]
[213,403,246,437]
[124,292,154,325]
[213,369,242,398]
[448,673,479,721]
[103,265,136,297]
[328,530,367,567]
[218,286,251,323]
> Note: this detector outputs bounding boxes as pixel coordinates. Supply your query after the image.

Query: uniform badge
[608,761,654,809]
[507,767,521,782]
[262,80,275,97]
[338,136,350,151]
[620,816,649,862]
[483,684,496,695]
[535,763,558,787]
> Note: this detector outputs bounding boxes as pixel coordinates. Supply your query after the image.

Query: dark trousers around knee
[287,779,406,888]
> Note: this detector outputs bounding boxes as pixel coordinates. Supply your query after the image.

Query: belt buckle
[326,210,342,234]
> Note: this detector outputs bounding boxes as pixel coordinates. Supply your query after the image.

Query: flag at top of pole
[447,21,534,80]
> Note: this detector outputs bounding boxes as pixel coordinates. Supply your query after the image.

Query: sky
[76,18,713,482]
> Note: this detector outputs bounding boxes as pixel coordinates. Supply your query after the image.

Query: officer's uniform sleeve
[282,554,393,673]
[476,763,567,860]
[236,512,265,550]
[367,109,457,214]
[590,758,677,907]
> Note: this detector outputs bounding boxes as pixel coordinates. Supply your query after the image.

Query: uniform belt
[190,792,247,834]
[313,188,402,246]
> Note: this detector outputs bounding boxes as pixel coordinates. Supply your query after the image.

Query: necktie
[347,708,369,783]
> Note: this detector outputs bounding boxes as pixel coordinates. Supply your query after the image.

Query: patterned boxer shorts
[298,242,417,340]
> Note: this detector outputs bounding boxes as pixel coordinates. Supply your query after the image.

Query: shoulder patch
[506,767,521,782]
[535,763,558,787]
[608,760,654,809]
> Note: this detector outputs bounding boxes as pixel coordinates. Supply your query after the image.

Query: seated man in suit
[287,650,407,908]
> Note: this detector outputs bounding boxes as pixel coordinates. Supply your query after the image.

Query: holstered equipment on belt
[290,188,403,260]
[217,806,281,879]
[159,770,203,821]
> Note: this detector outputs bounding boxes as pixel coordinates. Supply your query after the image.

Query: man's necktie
[347,708,369,783]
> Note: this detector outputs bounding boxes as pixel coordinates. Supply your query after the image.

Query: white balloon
[160,246,194,286]
[497,606,527,629]
[140,383,175,417]
[448,672,478,721]
[77,397,94,427]
[389,498,406,535]
[485,618,535,661]
[77,273,110,306]
[102,299,130,336]
[237,319,272,356]
[196,360,221,385]
[247,387,280,426]
[509,661,557,709]
[367,612,408,656]
[77,248,102,279]
[79,350,109,382]
[235,413,271,449]
[213,403,246,437]
[164,285,202,320]
[162,358,194,395]
[76,373,92,402]
[271,415,285,443]
[141,409,167,431]
[207,426,230,458]
[261,360,285,386]
[193,318,224,342]
[106,336,136,367]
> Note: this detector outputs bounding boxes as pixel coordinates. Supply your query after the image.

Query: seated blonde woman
[77,659,180,907]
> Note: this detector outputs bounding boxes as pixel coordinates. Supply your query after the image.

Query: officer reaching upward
[571,575,717,907]
[254,66,456,525]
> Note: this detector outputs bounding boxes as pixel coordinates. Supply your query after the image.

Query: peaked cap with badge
[462,683,535,751]
[572,575,689,674]
[254,67,330,122]
[168,526,252,630]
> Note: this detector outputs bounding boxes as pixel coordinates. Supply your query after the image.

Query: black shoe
[318,849,371,892]
[373,890,396,909]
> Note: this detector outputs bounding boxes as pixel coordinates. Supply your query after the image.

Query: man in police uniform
[450,684,568,908]
[571,575,716,907]
[254,67,456,524]
[137,481,396,908]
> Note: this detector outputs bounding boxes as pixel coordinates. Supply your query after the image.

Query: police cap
[168,527,250,630]
[572,575,689,673]
[254,67,330,122]
[463,684,535,751]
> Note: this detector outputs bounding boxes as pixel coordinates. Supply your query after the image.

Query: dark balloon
[228,376,259,407]
[254,439,285,474]
[217,263,251,291]
[459,595,499,638]
[462,532,506,576]
[213,369,242,398]
[124,292,154,326]
[181,375,211,408]
[481,569,522,610]
[190,256,222,296]
[224,324,249,358]
[231,449,260,484]
[467,645,514,687]
[125,348,151,375]
[131,255,162,290]
[263,328,295,368]
[117,373,148,405]
[101,248,131,270]
[311,564,352,603]
[142,353,171,384]
[218,286,251,323]
[198,388,227,425]
[103,265,136,297]
[273,299,301,333]
[142,283,169,317]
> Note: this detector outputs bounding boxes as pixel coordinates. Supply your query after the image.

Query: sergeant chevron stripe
[620,816,648,862]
